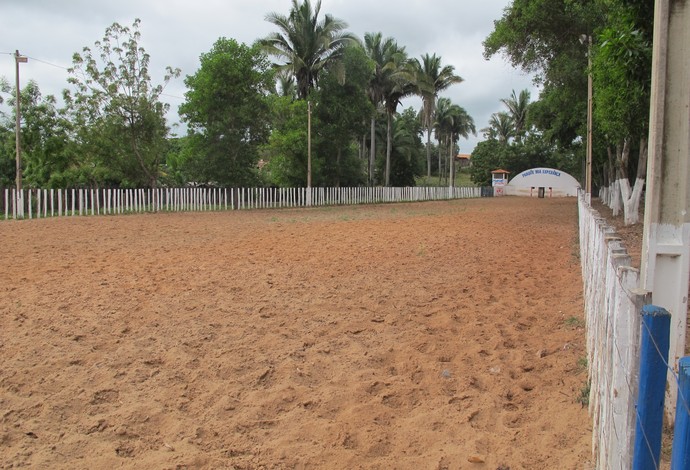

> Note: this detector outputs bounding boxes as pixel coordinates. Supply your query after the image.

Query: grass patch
[565,316,586,329]
[577,381,591,407]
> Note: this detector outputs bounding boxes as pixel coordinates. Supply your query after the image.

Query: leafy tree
[411,53,463,178]
[261,0,359,100]
[64,19,180,188]
[179,38,274,187]
[591,1,652,224]
[483,0,604,186]
[262,98,313,187]
[313,45,373,187]
[375,107,423,186]
[0,80,76,188]
[470,139,513,186]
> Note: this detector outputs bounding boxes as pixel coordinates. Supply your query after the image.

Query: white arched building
[504,168,580,197]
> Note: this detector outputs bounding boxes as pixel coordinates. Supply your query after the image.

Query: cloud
[0,0,536,152]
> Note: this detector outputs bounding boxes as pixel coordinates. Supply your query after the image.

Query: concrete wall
[579,192,647,469]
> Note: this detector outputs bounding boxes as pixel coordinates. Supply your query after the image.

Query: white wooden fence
[1,186,484,220]
[579,192,648,469]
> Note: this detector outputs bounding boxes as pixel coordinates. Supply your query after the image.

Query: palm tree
[411,53,463,178]
[482,112,514,144]
[433,97,454,181]
[446,105,476,187]
[275,70,297,98]
[262,0,359,100]
[382,53,416,186]
[500,89,530,141]
[364,32,401,186]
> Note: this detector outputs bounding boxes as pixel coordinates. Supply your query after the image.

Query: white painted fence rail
[1,186,484,220]
[579,192,648,470]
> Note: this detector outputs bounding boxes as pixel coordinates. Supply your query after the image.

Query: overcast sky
[0,0,537,154]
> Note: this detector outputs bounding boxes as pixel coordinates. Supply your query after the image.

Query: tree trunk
[370,116,376,186]
[426,124,432,178]
[437,135,442,183]
[336,148,342,188]
[386,111,392,187]
[449,133,455,188]
[619,137,648,225]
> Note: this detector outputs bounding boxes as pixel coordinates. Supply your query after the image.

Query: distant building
[455,153,472,168]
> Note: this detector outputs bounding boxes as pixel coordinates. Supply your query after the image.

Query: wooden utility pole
[307,101,312,189]
[15,50,27,192]
[585,35,593,204]
[640,0,690,422]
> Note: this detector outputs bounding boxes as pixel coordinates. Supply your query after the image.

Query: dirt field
[0,197,592,469]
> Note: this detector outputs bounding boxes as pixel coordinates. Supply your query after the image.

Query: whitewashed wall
[579,192,647,470]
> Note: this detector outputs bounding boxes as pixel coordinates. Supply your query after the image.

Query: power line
[25,55,70,71]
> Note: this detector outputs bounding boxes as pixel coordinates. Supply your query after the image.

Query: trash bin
[538,187,545,198]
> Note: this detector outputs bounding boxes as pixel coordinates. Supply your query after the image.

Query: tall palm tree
[446,104,476,187]
[482,112,514,144]
[364,32,401,186]
[411,53,463,178]
[382,54,416,186]
[262,0,359,100]
[500,89,530,141]
[433,97,454,180]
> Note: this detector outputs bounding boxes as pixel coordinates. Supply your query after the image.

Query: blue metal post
[633,304,671,470]
[672,357,690,469]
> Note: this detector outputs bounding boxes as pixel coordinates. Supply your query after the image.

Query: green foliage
[64,19,180,188]
[314,45,373,187]
[374,107,423,187]
[0,81,76,188]
[470,132,577,186]
[179,38,274,187]
[592,4,652,145]
[261,0,359,100]
[262,98,311,187]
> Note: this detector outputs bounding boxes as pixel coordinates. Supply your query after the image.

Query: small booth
[491,169,510,196]
[504,167,580,197]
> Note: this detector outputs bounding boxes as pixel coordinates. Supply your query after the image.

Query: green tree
[382,50,416,186]
[179,38,274,187]
[313,45,373,187]
[12,82,74,187]
[64,19,180,188]
[411,53,463,178]
[375,107,423,186]
[261,0,359,100]
[446,104,475,187]
[501,89,530,141]
[262,98,312,187]
[364,32,402,186]
[482,112,514,144]
[483,0,604,185]
[591,1,652,224]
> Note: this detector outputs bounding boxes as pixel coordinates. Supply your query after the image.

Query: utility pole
[585,35,593,204]
[307,100,312,189]
[640,0,690,423]
[580,35,593,203]
[15,50,28,192]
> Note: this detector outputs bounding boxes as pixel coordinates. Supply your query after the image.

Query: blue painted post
[672,357,690,469]
[633,305,671,470]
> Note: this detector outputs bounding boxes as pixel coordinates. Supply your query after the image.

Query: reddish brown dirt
[0,197,592,469]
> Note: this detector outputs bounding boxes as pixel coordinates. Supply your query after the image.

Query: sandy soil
[0,197,592,469]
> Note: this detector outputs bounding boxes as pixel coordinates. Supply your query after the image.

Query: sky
[0,0,537,154]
